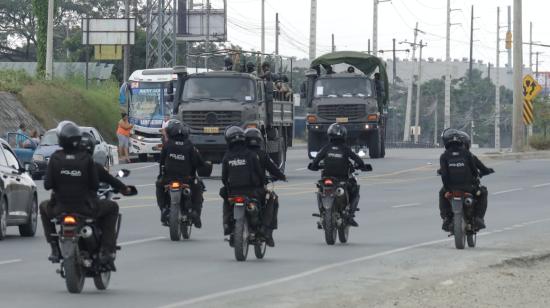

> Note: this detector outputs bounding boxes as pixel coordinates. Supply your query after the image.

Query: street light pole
[45,0,54,80]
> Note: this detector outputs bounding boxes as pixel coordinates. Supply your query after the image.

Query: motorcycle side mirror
[127,185,138,196]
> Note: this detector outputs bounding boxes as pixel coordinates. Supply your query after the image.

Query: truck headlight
[32,154,44,162]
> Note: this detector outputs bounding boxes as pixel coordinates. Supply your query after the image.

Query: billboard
[177,0,227,42]
[82,18,136,45]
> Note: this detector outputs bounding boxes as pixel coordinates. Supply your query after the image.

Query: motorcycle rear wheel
[453,214,466,249]
[93,271,111,290]
[169,203,182,241]
[234,219,249,261]
[64,256,85,293]
[323,208,337,245]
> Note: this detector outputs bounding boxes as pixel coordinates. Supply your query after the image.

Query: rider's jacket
[311,141,366,178]
[44,150,98,207]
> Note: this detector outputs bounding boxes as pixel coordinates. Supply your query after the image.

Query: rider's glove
[308,163,318,171]
[361,164,373,172]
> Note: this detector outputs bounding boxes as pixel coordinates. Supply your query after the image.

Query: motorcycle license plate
[234,203,244,207]
[203,127,219,134]
[336,117,348,123]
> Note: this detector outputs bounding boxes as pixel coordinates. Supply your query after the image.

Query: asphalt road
[1,148,549,308]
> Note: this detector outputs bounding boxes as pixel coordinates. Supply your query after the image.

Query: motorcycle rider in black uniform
[438,129,494,231]
[156,120,207,228]
[244,128,286,246]
[220,126,264,243]
[40,121,119,269]
[308,123,372,227]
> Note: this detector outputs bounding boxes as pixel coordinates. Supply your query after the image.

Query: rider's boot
[474,217,486,230]
[348,193,360,227]
[99,249,117,271]
[48,241,61,263]
[442,216,453,232]
[263,227,275,247]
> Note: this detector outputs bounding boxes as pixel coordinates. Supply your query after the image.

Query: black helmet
[327,123,347,142]
[458,130,471,150]
[79,131,97,155]
[244,127,263,147]
[56,121,82,151]
[441,128,463,149]
[225,126,245,145]
[165,120,189,141]
[224,56,233,70]
[246,61,256,72]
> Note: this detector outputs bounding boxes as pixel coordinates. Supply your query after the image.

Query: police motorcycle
[228,177,278,261]
[312,162,372,245]
[164,174,204,241]
[53,169,137,293]
[444,172,493,250]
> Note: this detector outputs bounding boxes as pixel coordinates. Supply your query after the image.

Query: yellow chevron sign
[523,98,534,125]
[523,74,542,101]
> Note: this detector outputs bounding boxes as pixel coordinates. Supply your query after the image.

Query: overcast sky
[222,0,550,71]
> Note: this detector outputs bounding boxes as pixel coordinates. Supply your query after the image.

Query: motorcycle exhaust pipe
[183,188,191,196]
[464,197,474,206]
[80,226,94,239]
[336,187,346,197]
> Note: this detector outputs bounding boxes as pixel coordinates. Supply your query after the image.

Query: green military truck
[172,64,294,177]
[302,51,389,159]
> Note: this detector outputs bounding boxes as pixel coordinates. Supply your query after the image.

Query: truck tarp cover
[310,51,389,106]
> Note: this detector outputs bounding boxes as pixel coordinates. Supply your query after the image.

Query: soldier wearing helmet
[156,120,208,227]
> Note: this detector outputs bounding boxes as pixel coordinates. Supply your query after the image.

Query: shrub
[529,135,550,150]
[0,70,33,93]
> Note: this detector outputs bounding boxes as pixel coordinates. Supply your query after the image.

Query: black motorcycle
[444,172,493,249]
[53,169,137,293]
[164,177,202,241]
[228,180,278,261]
[313,164,371,245]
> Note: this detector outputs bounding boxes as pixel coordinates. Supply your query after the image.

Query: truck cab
[303,52,389,159]
[173,67,294,176]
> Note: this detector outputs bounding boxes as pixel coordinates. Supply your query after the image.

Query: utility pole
[507,5,512,72]
[414,40,426,143]
[512,0,524,152]
[535,52,540,78]
[529,21,533,71]
[495,6,502,151]
[368,39,371,54]
[205,0,211,69]
[444,0,459,130]
[372,0,390,56]
[403,22,420,142]
[275,13,280,55]
[123,0,130,82]
[331,33,335,52]
[45,0,54,80]
[392,38,396,85]
[434,99,439,145]
[309,0,317,60]
[261,0,265,54]
[468,5,474,80]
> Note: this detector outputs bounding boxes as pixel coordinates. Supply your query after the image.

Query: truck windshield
[129,81,173,126]
[314,78,372,98]
[182,77,256,102]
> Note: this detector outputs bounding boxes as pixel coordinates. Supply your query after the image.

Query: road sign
[523,98,534,125]
[523,74,543,101]
[94,45,123,60]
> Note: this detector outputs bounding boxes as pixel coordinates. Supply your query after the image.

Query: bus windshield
[182,77,256,102]
[129,81,173,126]
[314,78,372,98]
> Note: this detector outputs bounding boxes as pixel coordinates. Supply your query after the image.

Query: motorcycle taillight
[323,178,334,186]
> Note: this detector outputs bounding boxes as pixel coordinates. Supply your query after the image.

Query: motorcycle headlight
[32,154,44,162]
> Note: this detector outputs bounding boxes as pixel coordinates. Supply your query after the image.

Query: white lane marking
[128,164,157,171]
[135,183,155,188]
[119,236,166,247]
[391,203,421,208]
[158,217,550,308]
[492,188,524,195]
[0,259,22,266]
[295,167,308,171]
[533,183,550,188]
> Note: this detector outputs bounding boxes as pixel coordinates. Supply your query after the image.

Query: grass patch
[0,70,33,93]
[529,135,550,150]
[15,74,120,142]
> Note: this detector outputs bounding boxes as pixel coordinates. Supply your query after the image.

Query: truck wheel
[368,131,381,159]
[197,163,213,177]
[307,130,323,159]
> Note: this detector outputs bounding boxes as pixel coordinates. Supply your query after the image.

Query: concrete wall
[0,92,44,137]
[0,62,114,80]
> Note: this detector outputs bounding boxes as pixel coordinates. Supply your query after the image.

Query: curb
[481,150,550,160]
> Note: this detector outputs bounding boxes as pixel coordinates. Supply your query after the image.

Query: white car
[80,127,114,168]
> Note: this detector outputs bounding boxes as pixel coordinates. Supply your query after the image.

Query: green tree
[32,0,49,77]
